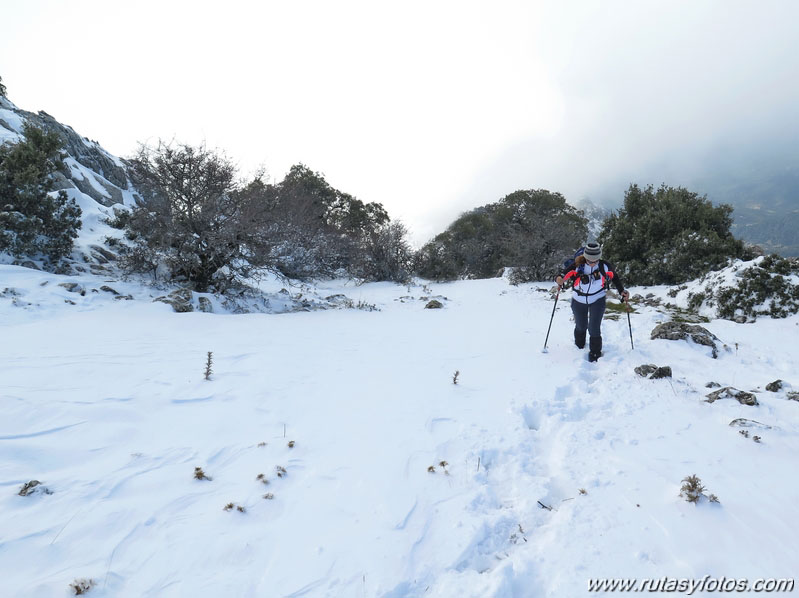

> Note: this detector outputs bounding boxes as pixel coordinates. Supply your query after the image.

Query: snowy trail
[2,276,798,597]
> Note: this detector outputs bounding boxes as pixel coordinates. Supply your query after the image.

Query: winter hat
[583,242,602,261]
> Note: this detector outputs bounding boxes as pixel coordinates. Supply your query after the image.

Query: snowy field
[2,265,798,597]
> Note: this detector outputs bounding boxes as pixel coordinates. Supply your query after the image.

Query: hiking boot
[574,329,586,349]
[588,336,602,362]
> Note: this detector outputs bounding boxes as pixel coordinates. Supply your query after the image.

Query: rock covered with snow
[706,386,759,406]
[650,321,721,358]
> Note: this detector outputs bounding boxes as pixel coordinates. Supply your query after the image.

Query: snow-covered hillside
[2,267,798,597]
[2,93,798,598]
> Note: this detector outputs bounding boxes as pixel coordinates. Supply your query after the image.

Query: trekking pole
[624,295,634,350]
[542,285,560,353]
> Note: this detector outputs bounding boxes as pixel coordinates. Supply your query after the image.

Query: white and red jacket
[562,260,625,305]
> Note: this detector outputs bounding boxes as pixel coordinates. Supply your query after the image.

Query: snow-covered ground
[2,264,798,597]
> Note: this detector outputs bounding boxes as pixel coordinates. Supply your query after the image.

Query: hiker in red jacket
[555,243,629,362]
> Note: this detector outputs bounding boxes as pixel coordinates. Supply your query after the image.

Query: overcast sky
[2,0,798,244]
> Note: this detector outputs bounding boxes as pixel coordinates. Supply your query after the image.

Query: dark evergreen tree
[416,189,587,281]
[599,184,748,286]
[0,123,82,262]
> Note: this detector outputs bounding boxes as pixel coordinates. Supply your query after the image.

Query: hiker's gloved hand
[620,290,630,303]
[555,275,564,289]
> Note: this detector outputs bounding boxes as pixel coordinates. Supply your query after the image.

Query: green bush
[691,256,799,321]
[599,184,747,286]
[416,189,587,281]
[0,123,82,262]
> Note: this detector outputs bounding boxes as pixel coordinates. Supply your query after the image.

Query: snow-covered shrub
[689,255,799,321]
[0,123,82,263]
[680,474,719,504]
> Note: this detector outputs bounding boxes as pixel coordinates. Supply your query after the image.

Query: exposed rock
[89,244,118,264]
[729,418,772,430]
[651,366,673,379]
[787,392,799,402]
[651,321,720,358]
[632,293,662,307]
[114,294,134,301]
[99,285,119,295]
[198,296,213,313]
[154,288,194,312]
[706,387,759,406]
[765,379,784,392]
[89,264,110,275]
[635,364,673,379]
[706,381,722,388]
[58,282,84,294]
[19,260,40,270]
[18,480,53,496]
[425,299,444,309]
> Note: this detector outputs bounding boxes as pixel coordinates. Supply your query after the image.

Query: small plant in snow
[739,429,750,438]
[70,578,95,595]
[288,440,295,448]
[680,474,705,503]
[257,441,267,447]
[237,505,246,513]
[753,435,762,443]
[224,502,246,512]
[204,352,213,380]
[510,523,528,544]
[452,370,460,385]
[263,493,274,500]
[194,467,212,481]
[427,465,436,473]
[680,474,719,504]
[276,465,287,478]
[578,488,588,495]
[256,473,269,485]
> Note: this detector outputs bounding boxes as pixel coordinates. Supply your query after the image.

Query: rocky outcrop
[58,282,85,295]
[425,299,443,309]
[706,387,758,406]
[154,288,194,313]
[3,104,131,207]
[18,480,53,496]
[765,379,784,392]
[198,297,213,313]
[634,364,673,379]
[729,418,772,430]
[651,322,720,358]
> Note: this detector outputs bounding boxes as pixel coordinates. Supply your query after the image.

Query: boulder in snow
[154,288,194,313]
[651,321,720,358]
[18,480,53,496]
[765,379,784,392]
[198,297,213,313]
[58,282,85,295]
[634,364,672,379]
[729,418,772,430]
[706,386,758,406]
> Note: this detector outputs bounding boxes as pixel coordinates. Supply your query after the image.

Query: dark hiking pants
[571,296,606,340]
